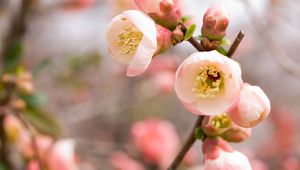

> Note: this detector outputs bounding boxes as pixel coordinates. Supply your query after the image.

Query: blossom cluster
[106,0,271,169]
[4,115,78,170]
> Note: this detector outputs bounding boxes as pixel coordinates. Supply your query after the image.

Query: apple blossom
[106,10,172,77]
[228,84,271,128]
[131,119,180,169]
[133,0,181,30]
[202,4,230,41]
[202,138,252,170]
[175,51,243,115]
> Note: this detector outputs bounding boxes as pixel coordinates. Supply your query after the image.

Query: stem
[177,23,205,51]
[167,23,246,170]
[227,31,245,58]
[0,0,31,168]
[167,116,203,170]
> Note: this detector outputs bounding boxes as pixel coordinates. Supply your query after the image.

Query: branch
[167,116,203,170]
[167,24,245,170]
[0,0,31,168]
[227,31,245,58]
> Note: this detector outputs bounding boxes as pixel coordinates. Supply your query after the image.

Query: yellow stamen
[118,25,143,55]
[192,65,224,99]
[211,114,231,129]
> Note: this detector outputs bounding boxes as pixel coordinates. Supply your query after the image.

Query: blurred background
[0,0,300,169]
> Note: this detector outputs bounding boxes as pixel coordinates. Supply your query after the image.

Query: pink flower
[131,119,180,169]
[110,151,145,170]
[47,139,78,170]
[228,84,271,128]
[202,4,230,40]
[25,139,77,170]
[202,138,252,170]
[133,0,181,30]
[106,10,172,77]
[174,51,243,115]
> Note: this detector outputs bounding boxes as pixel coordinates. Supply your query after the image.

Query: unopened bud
[156,25,172,53]
[2,74,16,84]
[17,81,34,94]
[228,84,271,128]
[134,0,181,30]
[201,4,229,40]
[11,99,26,111]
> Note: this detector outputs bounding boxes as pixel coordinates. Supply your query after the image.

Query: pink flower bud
[228,84,271,128]
[110,151,145,170]
[131,119,180,169]
[134,0,181,30]
[174,51,243,116]
[106,10,172,77]
[202,138,252,170]
[201,4,229,40]
[220,122,251,143]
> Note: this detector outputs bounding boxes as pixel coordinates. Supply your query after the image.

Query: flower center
[211,114,231,129]
[192,65,224,99]
[118,25,143,55]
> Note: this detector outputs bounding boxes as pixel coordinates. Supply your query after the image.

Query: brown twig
[167,116,203,170]
[227,31,245,58]
[0,0,31,168]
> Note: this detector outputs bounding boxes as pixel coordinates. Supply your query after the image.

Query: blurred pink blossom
[147,56,180,94]
[282,156,300,170]
[131,119,180,169]
[228,84,271,128]
[110,151,145,170]
[174,51,243,116]
[25,138,78,170]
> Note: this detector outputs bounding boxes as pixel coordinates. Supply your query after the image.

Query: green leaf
[194,127,205,140]
[181,15,194,23]
[19,93,47,109]
[220,38,232,46]
[0,164,8,170]
[184,24,197,40]
[4,41,23,72]
[216,46,228,56]
[23,109,61,137]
